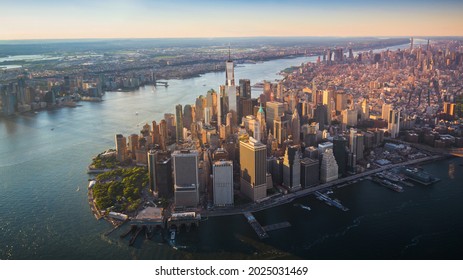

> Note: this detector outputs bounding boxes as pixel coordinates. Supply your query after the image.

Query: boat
[76,187,80,192]
[300,204,311,211]
[371,176,404,192]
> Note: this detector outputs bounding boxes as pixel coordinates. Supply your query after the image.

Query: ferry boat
[300,204,311,211]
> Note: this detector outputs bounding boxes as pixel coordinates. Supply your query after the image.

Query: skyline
[1,0,463,40]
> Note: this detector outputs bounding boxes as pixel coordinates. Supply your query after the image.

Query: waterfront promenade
[200,154,445,218]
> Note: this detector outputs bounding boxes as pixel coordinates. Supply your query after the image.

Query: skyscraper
[212,160,234,207]
[256,103,267,140]
[240,137,267,202]
[266,101,284,132]
[388,109,400,138]
[151,121,160,146]
[127,134,139,159]
[273,117,288,145]
[361,98,370,120]
[300,158,319,188]
[155,151,173,199]
[175,104,184,143]
[322,90,332,123]
[333,136,348,177]
[172,150,199,207]
[147,150,158,192]
[291,109,300,144]
[283,145,301,190]
[226,47,234,87]
[239,79,251,99]
[159,119,168,151]
[320,148,338,183]
[115,134,127,162]
[195,96,204,122]
[314,104,328,131]
[183,104,193,130]
[335,91,347,114]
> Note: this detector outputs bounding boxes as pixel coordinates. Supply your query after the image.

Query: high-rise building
[240,137,267,202]
[175,104,184,143]
[172,150,199,207]
[226,49,234,87]
[155,151,173,199]
[283,145,301,190]
[320,148,338,183]
[266,101,284,132]
[239,79,251,99]
[159,119,168,151]
[115,134,127,162]
[273,117,288,145]
[195,96,204,122]
[147,150,158,192]
[204,107,212,125]
[183,104,193,130]
[256,104,267,140]
[239,97,254,122]
[151,121,160,146]
[443,102,455,116]
[322,90,333,123]
[342,108,358,127]
[291,109,300,144]
[349,129,365,162]
[333,136,348,177]
[335,91,347,114]
[361,99,370,120]
[381,103,392,120]
[212,160,234,207]
[128,134,140,159]
[388,109,400,138]
[300,158,319,187]
[314,104,328,131]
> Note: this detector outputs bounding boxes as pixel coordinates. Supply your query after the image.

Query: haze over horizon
[0,0,462,40]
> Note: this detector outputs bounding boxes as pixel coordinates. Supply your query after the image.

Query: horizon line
[1,35,463,43]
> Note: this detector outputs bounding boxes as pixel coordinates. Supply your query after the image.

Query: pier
[262,222,291,232]
[314,191,349,211]
[243,212,269,239]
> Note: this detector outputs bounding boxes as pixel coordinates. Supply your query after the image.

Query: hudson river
[1,43,462,259]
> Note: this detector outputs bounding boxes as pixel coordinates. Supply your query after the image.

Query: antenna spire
[228,43,231,61]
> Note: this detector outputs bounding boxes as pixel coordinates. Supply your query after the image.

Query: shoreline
[199,153,449,218]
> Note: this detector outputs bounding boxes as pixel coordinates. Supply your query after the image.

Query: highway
[200,154,445,218]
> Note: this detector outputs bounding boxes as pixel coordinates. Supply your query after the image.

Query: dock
[243,212,269,239]
[262,222,291,232]
[314,191,349,211]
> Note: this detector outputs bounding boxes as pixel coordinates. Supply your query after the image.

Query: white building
[320,148,339,183]
[212,161,234,207]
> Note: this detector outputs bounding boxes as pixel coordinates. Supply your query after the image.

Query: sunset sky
[0,0,462,40]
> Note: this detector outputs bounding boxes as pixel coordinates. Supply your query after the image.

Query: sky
[0,0,462,40]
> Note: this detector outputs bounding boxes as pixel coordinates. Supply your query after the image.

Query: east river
[1,42,463,259]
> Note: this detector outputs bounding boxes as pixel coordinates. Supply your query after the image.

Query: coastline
[199,153,448,218]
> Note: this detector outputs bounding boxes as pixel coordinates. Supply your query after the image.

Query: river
[2,41,461,260]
